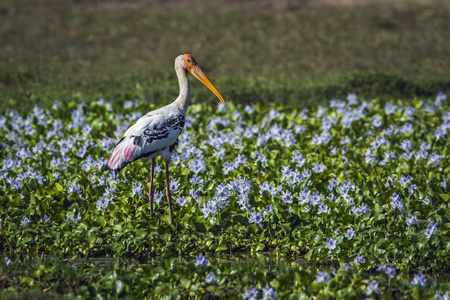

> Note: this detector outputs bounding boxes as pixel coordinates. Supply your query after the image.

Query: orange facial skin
[182,54,198,72]
[182,54,226,106]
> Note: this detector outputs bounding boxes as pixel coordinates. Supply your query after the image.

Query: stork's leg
[149,158,156,219]
[164,158,174,224]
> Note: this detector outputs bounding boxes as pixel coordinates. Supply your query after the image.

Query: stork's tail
[106,137,140,172]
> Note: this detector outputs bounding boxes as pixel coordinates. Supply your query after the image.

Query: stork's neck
[174,64,191,113]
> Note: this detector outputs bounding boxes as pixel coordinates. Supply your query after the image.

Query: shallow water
[70,254,450,285]
[71,253,315,271]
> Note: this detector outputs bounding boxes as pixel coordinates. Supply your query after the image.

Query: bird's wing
[107,111,185,171]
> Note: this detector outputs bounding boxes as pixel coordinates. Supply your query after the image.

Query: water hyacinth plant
[0,93,449,298]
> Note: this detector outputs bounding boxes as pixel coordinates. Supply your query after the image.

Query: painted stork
[106,54,226,224]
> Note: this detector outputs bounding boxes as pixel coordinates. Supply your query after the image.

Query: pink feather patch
[107,138,138,170]
[123,143,137,161]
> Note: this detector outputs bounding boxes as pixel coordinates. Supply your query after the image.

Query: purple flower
[435,290,450,300]
[235,154,247,165]
[351,203,370,216]
[436,91,447,102]
[153,191,163,204]
[244,105,255,114]
[104,185,115,199]
[96,197,109,210]
[123,100,134,109]
[390,193,404,213]
[281,166,292,181]
[316,272,331,284]
[325,238,337,253]
[385,103,397,115]
[176,196,188,206]
[66,213,81,224]
[200,201,218,218]
[328,193,337,203]
[95,157,107,169]
[298,188,310,205]
[262,285,277,300]
[424,221,438,238]
[67,183,82,195]
[428,151,442,167]
[5,257,11,266]
[189,189,200,203]
[434,126,447,139]
[169,179,180,193]
[353,254,366,264]
[254,150,267,164]
[328,178,339,191]
[292,150,305,166]
[313,162,325,173]
[404,106,416,120]
[408,184,418,195]
[406,214,419,227]
[71,108,85,128]
[265,205,273,215]
[190,175,204,185]
[347,93,358,105]
[131,182,143,197]
[43,215,51,223]
[249,212,263,226]
[365,149,376,165]
[399,139,413,152]
[345,227,356,239]
[311,130,332,146]
[379,150,396,165]
[7,177,22,190]
[366,280,379,296]
[205,272,216,283]
[411,272,427,287]
[281,190,293,204]
[399,122,413,133]
[190,157,206,174]
[399,175,412,187]
[385,266,397,279]
[21,216,31,225]
[310,192,322,206]
[194,254,208,267]
[372,115,382,127]
[342,263,353,270]
[317,202,329,215]
[52,100,60,109]
[223,161,236,175]
[243,285,259,300]
[77,146,87,158]
[259,182,276,197]
[216,183,230,199]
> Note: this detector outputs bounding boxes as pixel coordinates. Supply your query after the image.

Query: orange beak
[189,65,226,106]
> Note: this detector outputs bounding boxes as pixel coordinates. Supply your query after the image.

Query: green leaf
[96,216,106,228]
[255,243,265,251]
[21,277,35,286]
[193,222,206,233]
[113,280,124,294]
[439,194,449,202]
[304,248,314,260]
[55,183,64,193]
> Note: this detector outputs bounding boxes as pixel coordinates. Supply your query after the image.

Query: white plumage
[107,107,185,171]
[106,54,225,223]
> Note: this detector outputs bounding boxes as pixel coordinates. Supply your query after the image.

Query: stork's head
[181,54,198,73]
[178,54,226,106]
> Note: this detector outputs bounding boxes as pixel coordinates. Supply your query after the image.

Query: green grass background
[1,0,450,111]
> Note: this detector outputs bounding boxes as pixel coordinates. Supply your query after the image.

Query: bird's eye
[187,59,191,63]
